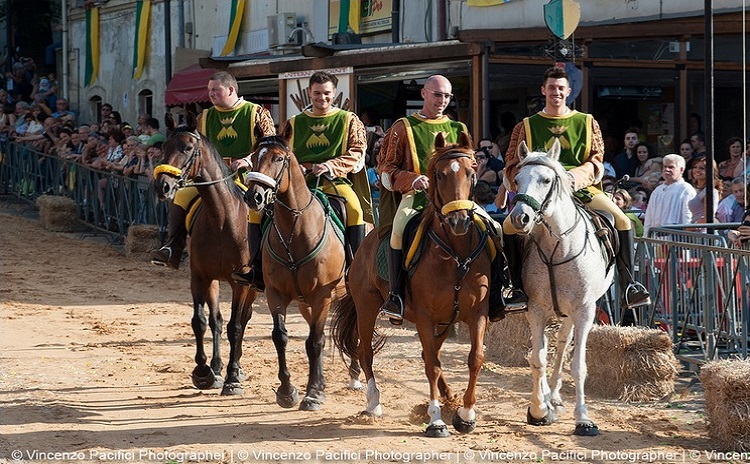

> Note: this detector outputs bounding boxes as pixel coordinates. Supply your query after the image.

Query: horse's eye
[543,177,552,185]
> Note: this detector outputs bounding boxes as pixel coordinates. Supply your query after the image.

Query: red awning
[165,64,215,106]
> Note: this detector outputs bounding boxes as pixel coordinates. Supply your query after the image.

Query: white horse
[507,139,613,436]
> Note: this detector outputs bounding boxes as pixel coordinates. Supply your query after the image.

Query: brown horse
[332,132,493,437]
[242,125,354,411]
[153,117,256,395]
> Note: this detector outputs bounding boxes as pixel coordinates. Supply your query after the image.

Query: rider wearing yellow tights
[501,66,650,310]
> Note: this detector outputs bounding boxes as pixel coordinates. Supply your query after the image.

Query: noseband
[511,159,560,221]
[243,137,293,209]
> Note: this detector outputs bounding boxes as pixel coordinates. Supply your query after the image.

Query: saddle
[575,199,618,271]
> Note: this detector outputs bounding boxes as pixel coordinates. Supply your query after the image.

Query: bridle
[152,130,238,199]
[424,150,488,337]
[511,158,598,318]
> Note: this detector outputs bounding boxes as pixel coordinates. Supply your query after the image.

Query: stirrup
[502,289,528,313]
[623,282,651,309]
[379,294,404,325]
[150,246,172,266]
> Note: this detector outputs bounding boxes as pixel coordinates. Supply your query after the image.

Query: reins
[250,137,343,303]
[423,150,489,337]
[512,159,599,317]
[153,130,239,197]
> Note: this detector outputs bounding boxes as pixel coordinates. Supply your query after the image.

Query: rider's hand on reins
[310,163,331,177]
[412,175,429,191]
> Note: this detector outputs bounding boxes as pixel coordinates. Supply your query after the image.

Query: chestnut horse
[153,119,256,395]
[242,126,356,411]
[332,132,494,437]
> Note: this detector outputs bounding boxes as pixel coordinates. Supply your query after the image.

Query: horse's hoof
[221,382,244,396]
[192,366,223,390]
[237,368,248,382]
[299,396,324,411]
[275,387,299,409]
[424,423,451,438]
[526,407,557,426]
[574,421,600,436]
[452,412,477,434]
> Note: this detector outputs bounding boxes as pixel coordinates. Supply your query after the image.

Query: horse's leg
[357,290,383,416]
[452,314,487,434]
[526,309,557,426]
[190,280,223,389]
[416,320,450,438]
[347,356,363,390]
[570,312,599,436]
[270,295,299,408]
[299,297,331,411]
[221,284,254,396]
[548,316,574,409]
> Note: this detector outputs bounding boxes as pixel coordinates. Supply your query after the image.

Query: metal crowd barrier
[0,141,168,244]
[2,142,748,363]
[634,225,750,365]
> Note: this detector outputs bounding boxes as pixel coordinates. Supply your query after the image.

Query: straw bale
[700,360,750,452]
[125,225,161,257]
[36,195,85,232]
[586,325,677,402]
[457,314,561,367]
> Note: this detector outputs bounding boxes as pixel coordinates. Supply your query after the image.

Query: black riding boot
[151,202,187,269]
[231,223,265,292]
[616,229,651,308]
[379,246,405,325]
[488,254,508,322]
[345,224,366,269]
[502,232,528,312]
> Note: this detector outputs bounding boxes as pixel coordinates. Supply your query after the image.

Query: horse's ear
[185,112,198,132]
[435,132,448,149]
[458,131,473,150]
[279,122,293,143]
[164,112,175,133]
[548,138,561,161]
[518,140,530,160]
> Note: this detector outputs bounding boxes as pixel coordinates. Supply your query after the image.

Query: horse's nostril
[254,192,264,205]
[162,183,169,195]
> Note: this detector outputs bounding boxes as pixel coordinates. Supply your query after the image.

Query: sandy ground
[0,197,721,464]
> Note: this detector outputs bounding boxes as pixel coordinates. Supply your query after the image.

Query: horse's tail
[330,290,386,362]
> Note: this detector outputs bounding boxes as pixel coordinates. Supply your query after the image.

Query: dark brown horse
[332,132,493,437]
[243,125,355,411]
[153,117,256,395]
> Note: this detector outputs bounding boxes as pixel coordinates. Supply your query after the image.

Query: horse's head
[426,131,477,235]
[509,138,571,234]
[152,113,204,201]
[243,124,294,211]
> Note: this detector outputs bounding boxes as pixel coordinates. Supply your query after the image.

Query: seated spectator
[51,98,75,119]
[643,154,697,236]
[475,138,503,187]
[728,209,750,248]
[717,177,749,223]
[474,180,500,213]
[613,188,644,237]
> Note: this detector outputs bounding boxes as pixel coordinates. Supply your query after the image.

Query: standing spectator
[613,128,640,179]
[687,154,721,226]
[502,66,650,309]
[628,142,662,188]
[643,154,696,235]
[474,180,500,213]
[99,103,113,123]
[690,131,708,158]
[51,98,75,119]
[142,118,165,147]
[718,136,746,187]
[727,209,750,247]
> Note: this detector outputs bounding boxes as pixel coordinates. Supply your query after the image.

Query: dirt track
[0,198,719,464]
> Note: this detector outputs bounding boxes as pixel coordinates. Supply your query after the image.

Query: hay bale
[700,359,750,452]
[457,314,561,367]
[586,325,677,402]
[125,224,160,257]
[36,195,84,232]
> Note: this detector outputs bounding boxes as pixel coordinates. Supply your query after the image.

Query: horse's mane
[166,125,244,201]
[517,151,574,198]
